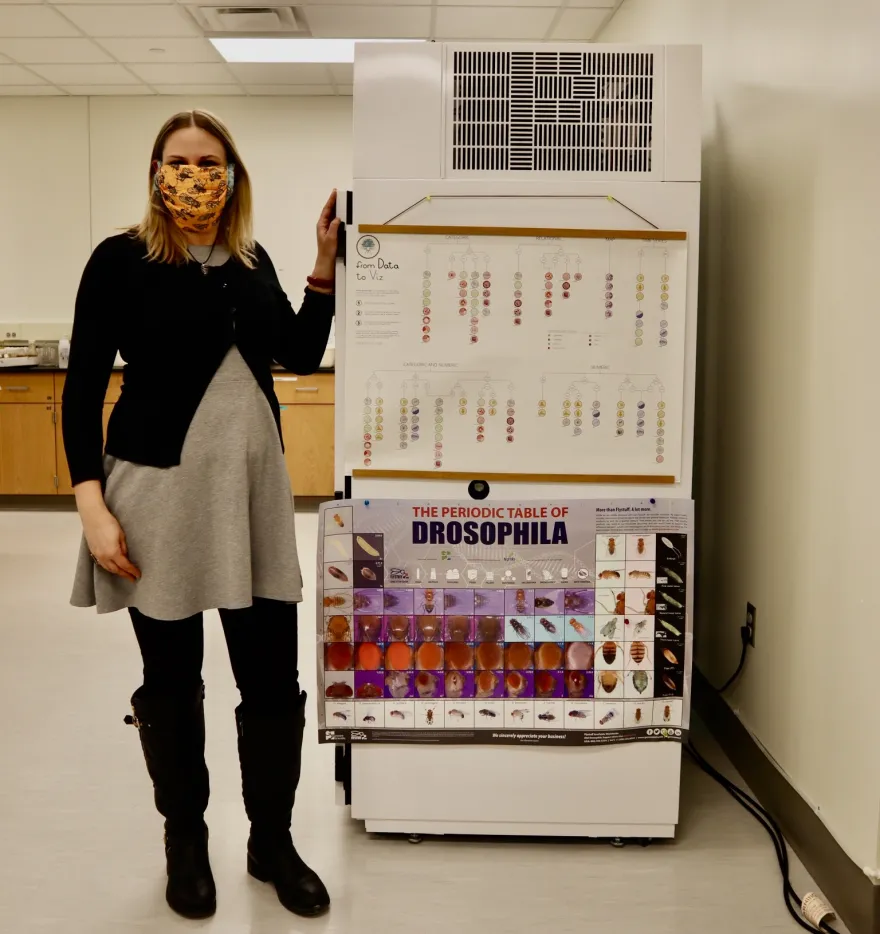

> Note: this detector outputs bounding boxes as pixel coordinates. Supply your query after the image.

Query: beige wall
[601,0,880,871]
[0,95,352,332]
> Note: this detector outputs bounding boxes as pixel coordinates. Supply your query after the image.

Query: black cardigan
[62,233,334,487]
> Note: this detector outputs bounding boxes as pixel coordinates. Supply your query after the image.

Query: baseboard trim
[694,667,879,934]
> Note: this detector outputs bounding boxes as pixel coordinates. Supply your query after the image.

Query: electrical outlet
[746,603,756,647]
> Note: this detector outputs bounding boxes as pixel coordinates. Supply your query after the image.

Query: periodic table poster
[317,498,693,747]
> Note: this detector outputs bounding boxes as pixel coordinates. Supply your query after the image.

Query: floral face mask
[154,163,235,234]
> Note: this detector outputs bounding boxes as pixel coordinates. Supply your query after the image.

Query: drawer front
[54,371,123,404]
[273,372,335,405]
[0,372,55,403]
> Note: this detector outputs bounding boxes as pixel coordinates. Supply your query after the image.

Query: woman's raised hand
[313,190,341,281]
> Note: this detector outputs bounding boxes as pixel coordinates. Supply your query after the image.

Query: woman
[63,109,337,920]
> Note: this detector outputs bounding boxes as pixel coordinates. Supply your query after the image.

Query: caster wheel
[638,838,654,848]
[408,834,423,845]
[610,837,625,848]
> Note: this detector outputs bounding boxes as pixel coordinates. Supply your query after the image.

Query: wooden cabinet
[0,372,54,404]
[2,368,336,497]
[55,404,114,495]
[0,404,57,494]
[280,404,335,497]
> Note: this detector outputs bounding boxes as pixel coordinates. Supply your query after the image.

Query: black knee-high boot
[236,691,330,917]
[126,684,216,919]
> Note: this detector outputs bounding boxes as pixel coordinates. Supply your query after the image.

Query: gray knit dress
[70,246,303,621]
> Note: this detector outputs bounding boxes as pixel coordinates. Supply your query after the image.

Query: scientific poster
[317,498,693,746]
[346,227,688,480]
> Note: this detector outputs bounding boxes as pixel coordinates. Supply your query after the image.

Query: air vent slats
[452,49,655,174]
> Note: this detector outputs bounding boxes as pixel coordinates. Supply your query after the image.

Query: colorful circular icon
[592,418,600,427]
[661,293,669,301]
[470,336,478,343]
[574,273,583,281]
[637,274,644,282]
[606,273,614,281]
[356,235,380,259]
[513,318,522,325]
[545,272,553,280]
[563,291,570,299]
[545,309,553,316]
[448,271,456,279]
[662,275,669,282]
[656,455,664,463]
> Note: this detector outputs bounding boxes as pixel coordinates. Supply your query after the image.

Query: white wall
[0,95,352,333]
[601,1,880,872]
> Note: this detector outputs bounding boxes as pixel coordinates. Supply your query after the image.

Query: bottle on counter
[58,336,70,369]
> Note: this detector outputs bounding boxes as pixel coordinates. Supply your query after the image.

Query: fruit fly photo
[637,537,646,555]
[423,589,436,613]
[515,589,527,613]
[607,537,617,556]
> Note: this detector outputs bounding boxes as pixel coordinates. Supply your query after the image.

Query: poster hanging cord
[382,194,661,230]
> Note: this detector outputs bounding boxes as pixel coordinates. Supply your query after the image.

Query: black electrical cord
[685,743,840,933]
[715,624,749,692]
[691,640,841,932]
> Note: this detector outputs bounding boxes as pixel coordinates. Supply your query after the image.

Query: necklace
[188,241,217,275]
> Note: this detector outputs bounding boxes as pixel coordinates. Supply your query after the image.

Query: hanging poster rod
[352,469,677,485]
[357,224,687,241]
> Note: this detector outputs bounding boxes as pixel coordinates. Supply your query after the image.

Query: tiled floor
[0,505,844,933]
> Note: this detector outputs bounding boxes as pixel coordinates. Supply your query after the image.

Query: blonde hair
[133,109,256,268]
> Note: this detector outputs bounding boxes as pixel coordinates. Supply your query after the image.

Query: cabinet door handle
[2,385,30,392]
[295,387,319,393]
[274,377,298,382]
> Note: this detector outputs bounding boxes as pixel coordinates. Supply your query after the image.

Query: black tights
[130,597,300,711]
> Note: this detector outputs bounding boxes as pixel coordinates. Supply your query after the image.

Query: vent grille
[451,50,655,174]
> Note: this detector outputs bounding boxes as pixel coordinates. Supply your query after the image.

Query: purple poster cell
[354,671,384,700]
[533,589,563,613]
[384,671,413,699]
[414,670,444,698]
[414,615,443,642]
[353,589,382,615]
[474,615,504,641]
[415,589,443,614]
[383,589,414,613]
[444,669,474,699]
[504,588,535,615]
[504,670,534,699]
[564,589,595,615]
[564,670,595,699]
[474,670,505,699]
[444,588,475,614]
[444,615,475,641]
[534,670,564,699]
[355,615,382,641]
[383,615,414,642]
[473,589,504,615]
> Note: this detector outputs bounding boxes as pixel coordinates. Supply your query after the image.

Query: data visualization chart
[347,226,688,481]
[317,499,693,746]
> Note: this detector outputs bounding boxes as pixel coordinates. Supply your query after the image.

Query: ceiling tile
[0,85,66,95]
[59,5,202,38]
[229,63,332,85]
[435,6,555,39]
[245,84,335,96]
[337,85,352,95]
[0,6,80,37]
[550,8,609,38]
[568,0,616,6]
[62,84,154,94]
[129,62,235,83]
[0,38,113,63]
[0,52,9,63]
[96,37,221,63]
[30,62,139,83]
[302,5,430,38]
[329,63,352,84]
[0,62,46,83]
[153,84,245,95]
